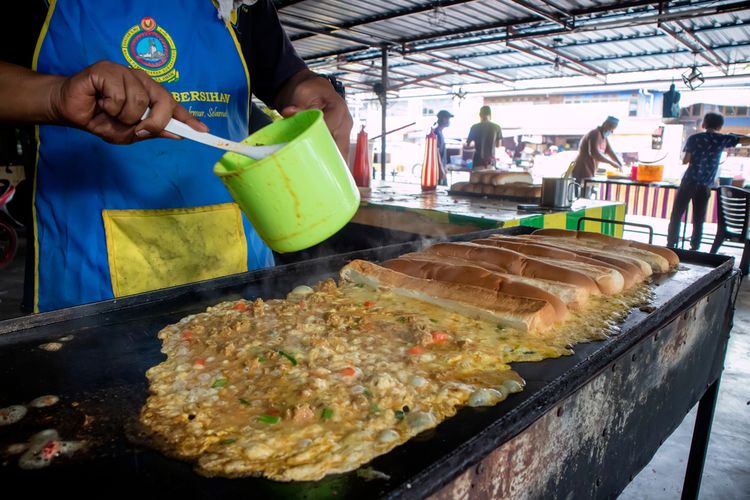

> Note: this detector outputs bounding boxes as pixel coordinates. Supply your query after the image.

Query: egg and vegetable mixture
[140,279,648,481]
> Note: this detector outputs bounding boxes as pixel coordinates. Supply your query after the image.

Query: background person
[435,109,452,185]
[571,116,622,183]
[667,112,750,250]
[466,105,502,169]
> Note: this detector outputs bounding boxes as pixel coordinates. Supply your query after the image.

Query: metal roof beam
[343,62,450,92]
[403,0,750,53]
[280,19,374,47]
[675,20,730,71]
[524,39,604,76]
[414,52,513,82]
[538,0,571,17]
[389,71,455,91]
[504,0,569,28]
[399,54,509,87]
[284,0,478,43]
[506,42,604,81]
[658,23,728,75]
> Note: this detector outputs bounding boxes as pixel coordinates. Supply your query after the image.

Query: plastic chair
[710,186,750,274]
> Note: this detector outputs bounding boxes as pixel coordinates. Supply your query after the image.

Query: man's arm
[238,1,352,156]
[494,125,502,148]
[604,140,622,168]
[587,131,618,167]
[0,60,205,143]
[465,125,475,149]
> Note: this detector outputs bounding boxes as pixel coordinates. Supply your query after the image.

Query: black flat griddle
[0,226,736,499]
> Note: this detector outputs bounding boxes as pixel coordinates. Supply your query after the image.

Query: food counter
[355,182,626,238]
[0,226,736,499]
[583,177,722,224]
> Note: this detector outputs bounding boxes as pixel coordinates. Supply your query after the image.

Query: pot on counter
[541,177,581,209]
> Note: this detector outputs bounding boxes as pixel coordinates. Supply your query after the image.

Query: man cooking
[2,0,352,312]
[571,116,623,184]
[435,109,452,186]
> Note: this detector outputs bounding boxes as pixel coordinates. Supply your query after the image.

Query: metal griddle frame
[0,226,739,500]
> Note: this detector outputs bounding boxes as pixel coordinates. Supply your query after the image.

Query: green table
[355,182,626,237]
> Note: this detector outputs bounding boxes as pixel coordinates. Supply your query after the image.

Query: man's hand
[276,69,353,158]
[48,61,207,144]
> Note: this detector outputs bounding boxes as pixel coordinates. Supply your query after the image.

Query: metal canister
[541,177,581,209]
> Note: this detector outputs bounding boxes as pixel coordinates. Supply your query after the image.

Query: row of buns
[340,229,679,333]
[450,181,542,198]
[469,170,533,185]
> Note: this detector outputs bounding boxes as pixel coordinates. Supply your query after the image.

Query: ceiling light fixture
[682,65,705,90]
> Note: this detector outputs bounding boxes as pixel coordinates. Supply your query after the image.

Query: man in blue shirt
[435,110,453,186]
[667,113,750,249]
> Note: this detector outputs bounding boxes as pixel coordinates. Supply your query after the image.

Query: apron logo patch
[121,17,179,83]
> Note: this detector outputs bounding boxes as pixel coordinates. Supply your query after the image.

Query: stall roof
[273,0,750,95]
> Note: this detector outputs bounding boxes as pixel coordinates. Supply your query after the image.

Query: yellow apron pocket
[102,203,248,297]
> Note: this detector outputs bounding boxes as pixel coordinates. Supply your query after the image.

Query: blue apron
[33,0,273,312]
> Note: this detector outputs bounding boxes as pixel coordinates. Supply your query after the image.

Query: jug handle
[568,182,581,203]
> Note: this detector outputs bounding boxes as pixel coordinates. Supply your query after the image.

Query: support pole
[381,44,388,181]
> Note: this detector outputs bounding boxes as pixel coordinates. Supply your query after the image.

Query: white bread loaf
[450,181,470,192]
[340,260,559,332]
[382,257,569,320]
[488,171,533,186]
[526,234,670,274]
[420,242,600,294]
[397,252,589,310]
[475,237,645,288]
[530,228,679,269]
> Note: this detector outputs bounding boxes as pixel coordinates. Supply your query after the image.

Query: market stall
[0,227,736,499]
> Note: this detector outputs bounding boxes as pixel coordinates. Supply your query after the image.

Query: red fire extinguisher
[351,126,370,188]
[421,129,439,191]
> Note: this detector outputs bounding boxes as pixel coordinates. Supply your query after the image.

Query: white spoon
[141,109,286,161]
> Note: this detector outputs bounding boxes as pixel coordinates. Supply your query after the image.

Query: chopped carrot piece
[431,331,450,343]
[338,367,356,377]
[194,359,205,366]
[363,301,376,308]
[408,345,425,355]
[181,330,193,341]
[232,302,248,311]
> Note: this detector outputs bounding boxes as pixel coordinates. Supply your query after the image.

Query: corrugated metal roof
[272,0,750,93]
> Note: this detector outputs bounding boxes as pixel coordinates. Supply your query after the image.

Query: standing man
[571,116,622,183]
[435,109,452,185]
[667,113,750,250]
[466,106,502,169]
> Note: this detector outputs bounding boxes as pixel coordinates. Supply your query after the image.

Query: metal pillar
[381,44,388,181]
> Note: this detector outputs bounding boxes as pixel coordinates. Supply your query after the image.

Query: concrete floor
[1,227,748,498]
[620,278,750,499]
[619,223,750,499]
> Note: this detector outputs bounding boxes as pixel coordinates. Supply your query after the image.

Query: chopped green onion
[363,388,373,399]
[496,324,505,332]
[430,318,439,323]
[321,407,334,420]
[258,414,281,425]
[211,378,228,388]
[219,438,237,445]
[278,350,298,366]
[355,284,364,288]
[257,355,267,363]
[394,410,405,421]
[369,403,381,414]
[396,316,407,323]
[239,398,251,406]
